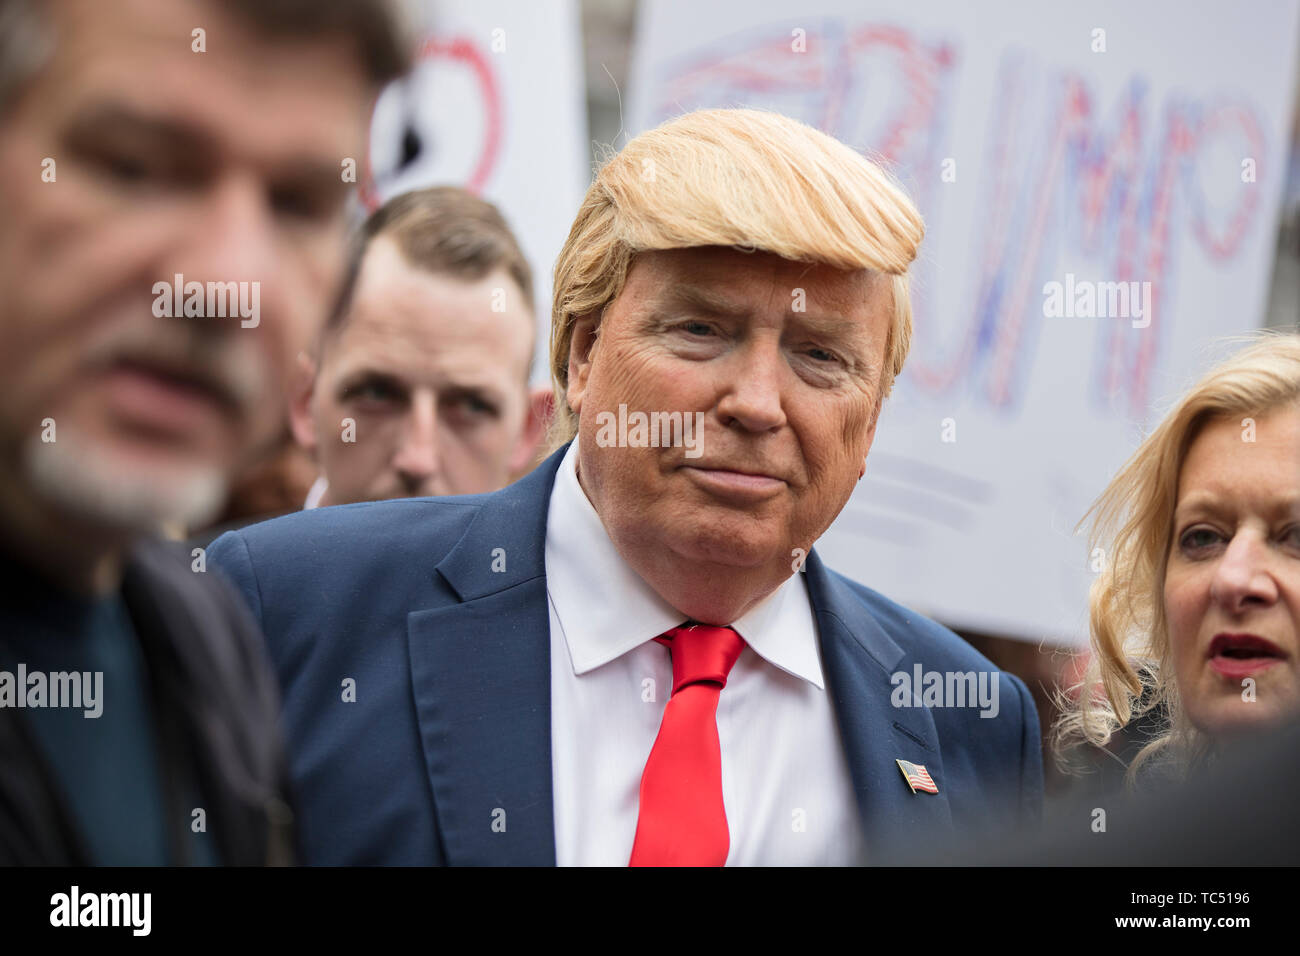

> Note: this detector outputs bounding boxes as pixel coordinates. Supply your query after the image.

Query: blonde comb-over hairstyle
[546,107,925,449]
[1054,332,1300,784]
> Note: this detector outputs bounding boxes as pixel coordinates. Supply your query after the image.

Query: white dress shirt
[303,476,328,510]
[546,439,866,865]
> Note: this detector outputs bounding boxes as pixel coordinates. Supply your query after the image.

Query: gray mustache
[85,318,268,416]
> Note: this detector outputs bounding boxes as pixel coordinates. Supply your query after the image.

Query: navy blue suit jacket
[210,443,1043,865]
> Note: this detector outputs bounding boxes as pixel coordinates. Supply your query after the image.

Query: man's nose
[153,174,293,425]
[1210,531,1278,614]
[392,391,441,487]
[177,174,280,285]
[715,340,787,432]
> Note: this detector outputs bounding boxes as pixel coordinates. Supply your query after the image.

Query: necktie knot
[655,623,746,696]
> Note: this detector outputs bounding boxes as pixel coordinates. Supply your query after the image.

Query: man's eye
[448,394,497,418]
[94,149,157,185]
[271,186,331,221]
[344,381,403,404]
[1280,526,1300,551]
[679,321,715,337]
[806,347,839,363]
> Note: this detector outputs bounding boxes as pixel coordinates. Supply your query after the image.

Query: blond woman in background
[1056,333,1300,784]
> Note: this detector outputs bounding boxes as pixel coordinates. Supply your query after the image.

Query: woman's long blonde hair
[1054,332,1300,784]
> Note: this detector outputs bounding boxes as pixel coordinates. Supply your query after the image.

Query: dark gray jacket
[0,538,293,865]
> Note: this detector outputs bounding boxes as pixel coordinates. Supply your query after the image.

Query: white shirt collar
[303,475,328,510]
[544,439,825,688]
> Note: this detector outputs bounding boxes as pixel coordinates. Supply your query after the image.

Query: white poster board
[367,0,589,382]
[629,0,1300,644]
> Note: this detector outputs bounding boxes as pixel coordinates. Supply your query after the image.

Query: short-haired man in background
[0,0,408,864]
[292,186,549,506]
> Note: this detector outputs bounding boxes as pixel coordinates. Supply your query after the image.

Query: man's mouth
[680,463,786,501]
[102,358,242,436]
[1207,633,1287,678]
[682,459,785,481]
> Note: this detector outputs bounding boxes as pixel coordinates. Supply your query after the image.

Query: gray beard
[22,427,228,534]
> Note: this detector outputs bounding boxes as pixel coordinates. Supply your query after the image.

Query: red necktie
[628,623,746,867]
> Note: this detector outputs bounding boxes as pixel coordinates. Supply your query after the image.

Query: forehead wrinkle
[48,2,367,165]
[656,282,750,318]
[327,305,530,395]
[351,245,532,353]
[1176,479,1300,518]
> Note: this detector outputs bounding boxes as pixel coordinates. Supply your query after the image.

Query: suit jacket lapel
[407,445,954,864]
[405,445,569,865]
[803,548,954,856]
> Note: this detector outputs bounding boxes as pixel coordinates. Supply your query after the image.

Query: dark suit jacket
[0,538,294,865]
[209,442,1043,865]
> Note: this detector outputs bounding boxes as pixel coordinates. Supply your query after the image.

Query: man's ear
[287,350,319,456]
[565,308,603,417]
[509,385,554,475]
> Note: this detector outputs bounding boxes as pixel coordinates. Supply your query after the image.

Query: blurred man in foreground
[292,186,549,506]
[0,0,408,864]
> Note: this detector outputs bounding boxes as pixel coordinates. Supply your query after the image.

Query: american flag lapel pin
[896,758,939,795]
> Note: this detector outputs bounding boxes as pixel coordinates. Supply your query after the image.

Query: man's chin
[664,522,781,570]
[23,429,229,533]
